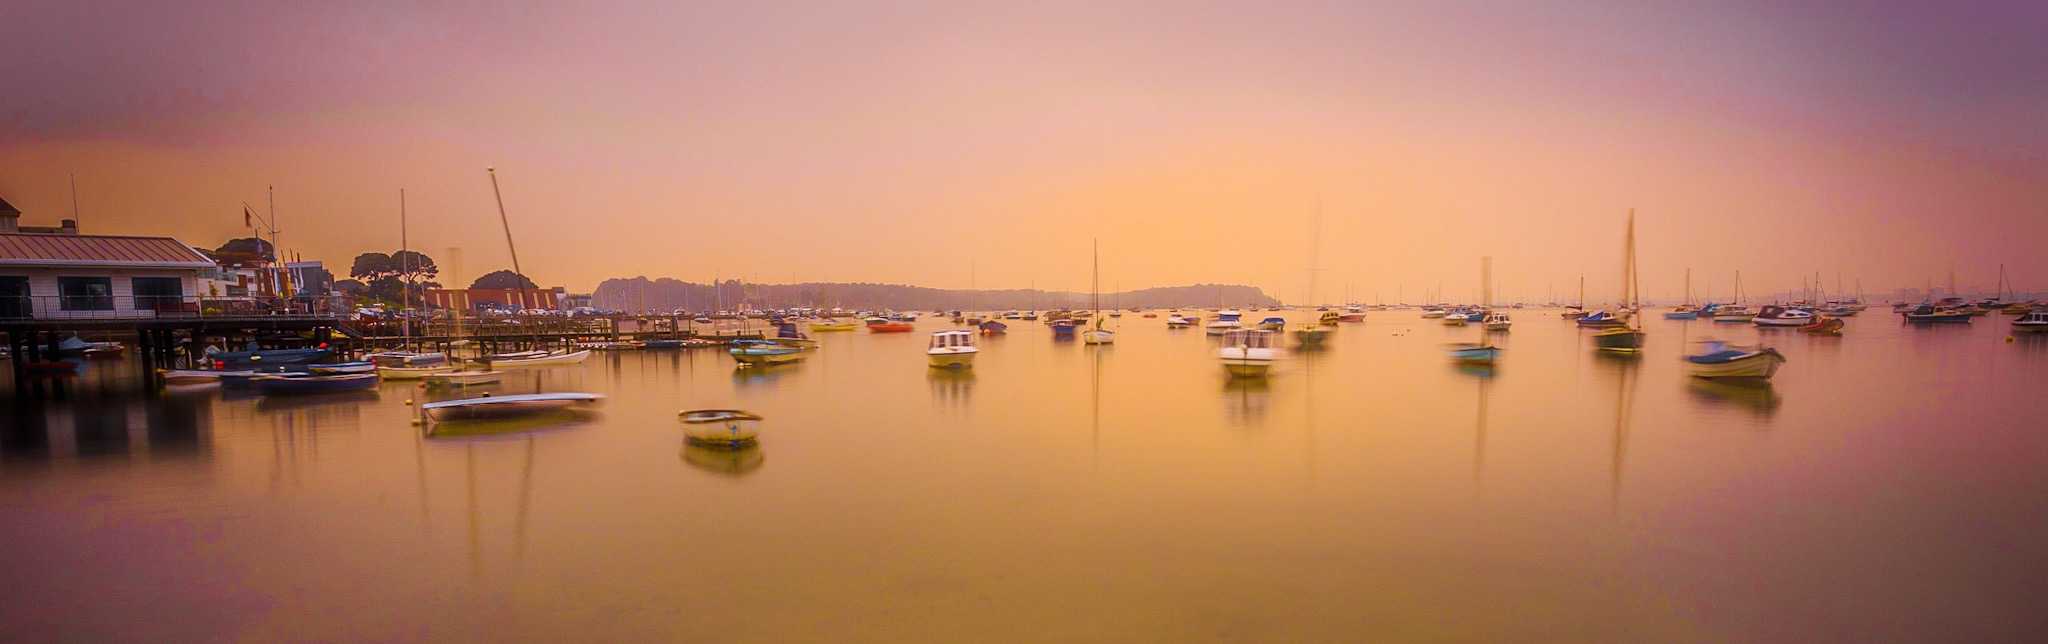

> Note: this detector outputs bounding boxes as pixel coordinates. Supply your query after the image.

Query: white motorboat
[1205,309,1243,336]
[1751,305,1815,327]
[927,330,979,368]
[485,349,591,367]
[1217,329,1278,378]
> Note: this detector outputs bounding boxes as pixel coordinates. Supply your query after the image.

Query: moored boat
[1799,316,1845,335]
[1901,304,1971,324]
[1166,314,1193,328]
[1217,329,1278,378]
[210,347,334,368]
[927,329,979,368]
[1257,316,1287,331]
[1291,324,1329,349]
[865,317,914,333]
[157,369,225,386]
[809,318,859,332]
[1481,311,1512,331]
[1204,310,1242,335]
[486,349,592,367]
[730,340,803,365]
[1685,340,1786,380]
[422,392,604,421]
[679,409,763,447]
[309,361,377,375]
[2012,311,2048,334]
[1445,342,1501,365]
[1752,305,1814,327]
[978,320,1008,335]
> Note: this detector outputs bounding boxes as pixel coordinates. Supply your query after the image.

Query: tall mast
[487,167,526,301]
[68,173,81,229]
[400,188,411,348]
[1306,196,1322,307]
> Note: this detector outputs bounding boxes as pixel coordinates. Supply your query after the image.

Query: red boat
[865,317,914,333]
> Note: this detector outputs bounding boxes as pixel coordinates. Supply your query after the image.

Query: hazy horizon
[3,1,2043,300]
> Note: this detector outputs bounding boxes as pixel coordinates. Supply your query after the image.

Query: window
[132,277,184,311]
[0,277,27,318]
[58,277,113,311]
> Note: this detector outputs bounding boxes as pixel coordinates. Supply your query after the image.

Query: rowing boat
[422,392,604,421]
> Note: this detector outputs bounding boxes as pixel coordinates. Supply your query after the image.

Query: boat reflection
[1221,377,1271,426]
[424,409,599,440]
[1452,363,1497,380]
[2,394,210,462]
[731,362,799,387]
[682,442,766,477]
[927,367,974,409]
[255,389,380,412]
[1686,378,1782,421]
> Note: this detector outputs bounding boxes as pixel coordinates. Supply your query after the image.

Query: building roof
[0,196,19,215]
[0,233,217,269]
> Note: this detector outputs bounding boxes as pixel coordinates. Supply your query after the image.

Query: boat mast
[486,167,526,306]
[400,188,411,350]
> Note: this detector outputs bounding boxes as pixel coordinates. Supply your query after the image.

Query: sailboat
[1292,202,1333,348]
[1665,268,1700,319]
[1083,240,1115,344]
[1713,271,1757,322]
[378,189,454,380]
[1560,276,1587,319]
[1592,210,1646,352]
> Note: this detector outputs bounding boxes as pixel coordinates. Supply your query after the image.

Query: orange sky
[2,2,2043,302]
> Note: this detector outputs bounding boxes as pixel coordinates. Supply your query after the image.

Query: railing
[0,295,351,322]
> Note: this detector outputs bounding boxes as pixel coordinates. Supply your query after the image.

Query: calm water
[5,311,2047,641]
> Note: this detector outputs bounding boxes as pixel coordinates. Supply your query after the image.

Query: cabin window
[132,277,184,311]
[58,277,114,311]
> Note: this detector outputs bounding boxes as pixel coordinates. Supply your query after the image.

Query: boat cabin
[1220,329,1276,348]
[929,330,975,350]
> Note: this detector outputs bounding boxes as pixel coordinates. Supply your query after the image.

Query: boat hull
[1592,328,1646,352]
[1688,350,1786,379]
[425,371,504,387]
[1082,330,1115,344]
[1446,344,1501,364]
[489,350,592,367]
[927,349,977,368]
[731,349,802,365]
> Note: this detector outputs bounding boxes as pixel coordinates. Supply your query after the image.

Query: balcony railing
[0,295,351,322]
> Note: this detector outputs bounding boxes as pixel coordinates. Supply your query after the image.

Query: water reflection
[927,368,974,410]
[255,390,379,412]
[682,443,766,477]
[1686,379,1783,421]
[2,394,210,463]
[731,362,798,387]
[1221,377,1270,426]
[424,409,599,440]
[1597,349,1640,513]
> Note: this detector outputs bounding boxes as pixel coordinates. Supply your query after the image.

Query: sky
[2,1,2044,303]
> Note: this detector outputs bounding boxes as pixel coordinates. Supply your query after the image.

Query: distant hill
[590,278,1277,312]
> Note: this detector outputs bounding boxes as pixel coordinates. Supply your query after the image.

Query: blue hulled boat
[211,347,334,368]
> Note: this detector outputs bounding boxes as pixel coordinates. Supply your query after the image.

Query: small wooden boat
[422,392,604,421]
[378,364,457,380]
[1799,316,1845,336]
[1218,329,1278,378]
[1752,305,1815,327]
[366,351,448,367]
[156,369,224,386]
[486,349,592,367]
[927,330,979,368]
[309,361,377,375]
[978,320,1008,335]
[809,318,859,332]
[2013,311,2048,334]
[253,373,380,395]
[730,340,803,365]
[1318,311,1341,326]
[424,370,504,387]
[1592,327,1645,352]
[1445,342,1501,365]
[1685,341,1787,380]
[1256,316,1287,331]
[679,409,763,447]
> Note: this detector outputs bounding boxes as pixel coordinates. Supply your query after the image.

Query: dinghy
[729,340,803,365]
[1445,342,1501,365]
[424,370,504,387]
[422,392,604,422]
[679,409,764,447]
[1685,341,1787,380]
[486,349,591,367]
[308,361,377,375]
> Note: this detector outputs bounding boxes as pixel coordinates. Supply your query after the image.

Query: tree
[334,279,369,296]
[391,250,438,283]
[215,237,275,257]
[350,252,397,281]
[472,270,538,290]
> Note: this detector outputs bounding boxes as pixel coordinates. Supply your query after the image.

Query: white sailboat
[1083,239,1115,344]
